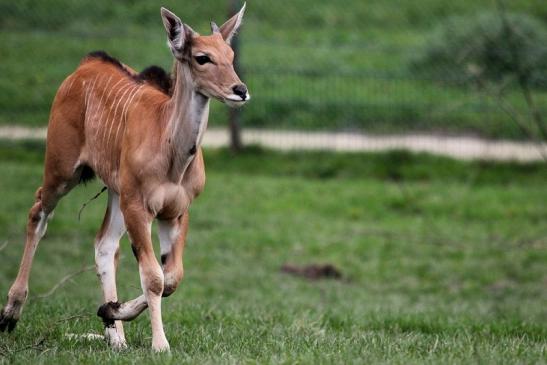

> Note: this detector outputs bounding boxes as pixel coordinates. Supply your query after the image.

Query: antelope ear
[218,2,246,44]
[160,7,197,58]
[211,21,220,34]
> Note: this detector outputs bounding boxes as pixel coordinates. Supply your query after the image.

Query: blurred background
[1,0,546,153]
[0,0,546,363]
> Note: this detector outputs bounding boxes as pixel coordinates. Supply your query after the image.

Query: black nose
[232,84,248,100]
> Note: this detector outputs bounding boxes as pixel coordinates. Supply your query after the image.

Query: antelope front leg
[123,203,169,352]
[1,187,55,332]
[94,192,126,349]
[95,213,189,326]
[158,213,188,298]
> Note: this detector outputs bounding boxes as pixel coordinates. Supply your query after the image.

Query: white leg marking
[2,211,50,325]
[95,194,125,299]
[95,193,127,349]
[34,211,49,240]
[158,220,179,258]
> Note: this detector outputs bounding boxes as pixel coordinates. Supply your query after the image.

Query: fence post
[228,0,243,151]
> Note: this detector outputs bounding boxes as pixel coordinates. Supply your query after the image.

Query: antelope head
[160,4,250,108]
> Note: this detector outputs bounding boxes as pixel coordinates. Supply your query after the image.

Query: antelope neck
[164,61,210,180]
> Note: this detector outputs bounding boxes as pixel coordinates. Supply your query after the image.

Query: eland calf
[0,4,249,352]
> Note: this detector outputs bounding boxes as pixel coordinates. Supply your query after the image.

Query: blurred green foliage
[2,0,546,33]
[0,0,546,138]
[412,12,547,88]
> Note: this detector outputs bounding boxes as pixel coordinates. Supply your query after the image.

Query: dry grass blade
[34,265,95,299]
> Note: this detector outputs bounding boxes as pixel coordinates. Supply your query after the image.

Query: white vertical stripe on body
[91,75,113,128]
[84,74,103,132]
[115,85,144,147]
[105,83,135,150]
[62,74,76,97]
[85,75,105,128]
[100,82,132,150]
[98,81,132,174]
[94,78,127,140]
[85,74,100,110]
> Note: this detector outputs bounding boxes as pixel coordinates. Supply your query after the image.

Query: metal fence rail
[2,126,546,162]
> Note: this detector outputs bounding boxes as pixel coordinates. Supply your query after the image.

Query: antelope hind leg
[95,192,127,349]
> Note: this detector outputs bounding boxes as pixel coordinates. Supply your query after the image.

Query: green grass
[0,0,546,138]
[0,141,545,363]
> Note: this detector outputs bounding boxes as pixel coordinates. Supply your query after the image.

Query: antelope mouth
[224,93,250,108]
[225,93,250,102]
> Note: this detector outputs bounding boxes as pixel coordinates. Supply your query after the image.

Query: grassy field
[0,141,545,363]
[1,0,546,138]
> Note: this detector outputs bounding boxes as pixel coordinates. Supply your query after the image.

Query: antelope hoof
[0,307,20,333]
[97,297,148,322]
[105,329,127,350]
[97,301,120,322]
[152,339,170,353]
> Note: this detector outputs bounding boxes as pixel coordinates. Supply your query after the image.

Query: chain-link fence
[1,0,546,156]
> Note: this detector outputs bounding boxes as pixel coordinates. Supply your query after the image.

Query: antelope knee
[162,269,183,297]
[141,266,164,297]
[7,287,28,306]
[27,202,45,229]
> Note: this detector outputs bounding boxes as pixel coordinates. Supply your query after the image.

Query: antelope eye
[195,55,212,65]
